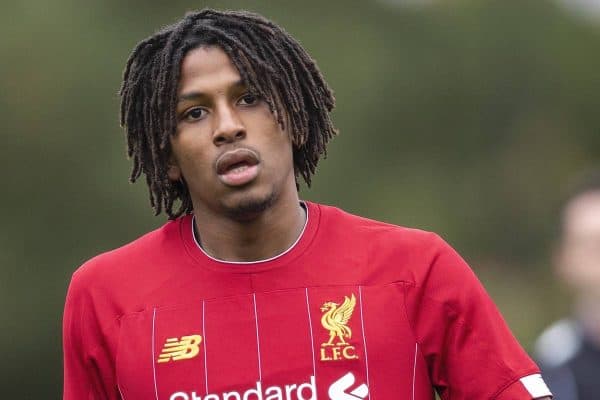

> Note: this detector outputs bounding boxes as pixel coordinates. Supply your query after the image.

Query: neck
[575,295,600,346]
[192,194,306,263]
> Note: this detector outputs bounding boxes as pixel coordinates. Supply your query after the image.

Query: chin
[221,190,277,221]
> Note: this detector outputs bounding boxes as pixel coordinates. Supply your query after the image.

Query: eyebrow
[177,79,246,103]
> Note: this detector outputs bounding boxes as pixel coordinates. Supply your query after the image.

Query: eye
[181,107,207,122]
[238,93,259,106]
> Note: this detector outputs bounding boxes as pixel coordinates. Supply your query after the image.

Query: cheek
[267,132,294,168]
[558,246,600,288]
[171,138,214,175]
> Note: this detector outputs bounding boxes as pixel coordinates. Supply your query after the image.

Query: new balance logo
[157,335,203,363]
[328,372,369,400]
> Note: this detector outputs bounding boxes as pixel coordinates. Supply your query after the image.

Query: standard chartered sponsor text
[170,376,316,400]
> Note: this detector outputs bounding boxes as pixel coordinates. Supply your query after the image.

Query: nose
[212,103,246,146]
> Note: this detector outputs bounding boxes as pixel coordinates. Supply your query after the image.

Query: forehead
[178,46,243,94]
[563,191,600,236]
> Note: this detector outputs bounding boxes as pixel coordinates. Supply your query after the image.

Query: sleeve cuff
[496,374,553,399]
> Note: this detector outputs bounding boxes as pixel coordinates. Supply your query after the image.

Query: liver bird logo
[320,294,357,346]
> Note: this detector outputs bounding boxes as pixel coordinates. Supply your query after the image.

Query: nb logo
[157,335,203,363]
[328,372,369,400]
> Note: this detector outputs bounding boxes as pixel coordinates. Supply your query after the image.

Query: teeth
[230,165,248,174]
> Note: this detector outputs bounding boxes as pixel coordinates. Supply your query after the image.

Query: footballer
[63,9,553,400]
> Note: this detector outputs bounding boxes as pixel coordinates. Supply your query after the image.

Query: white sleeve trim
[520,374,552,398]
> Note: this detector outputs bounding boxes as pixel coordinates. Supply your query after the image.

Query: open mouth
[215,148,261,187]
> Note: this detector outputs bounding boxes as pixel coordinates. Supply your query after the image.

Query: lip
[215,148,261,187]
[215,148,260,174]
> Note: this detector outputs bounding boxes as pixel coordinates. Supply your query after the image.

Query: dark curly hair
[119,9,337,219]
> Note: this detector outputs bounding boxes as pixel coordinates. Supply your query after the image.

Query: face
[556,190,600,295]
[168,46,296,219]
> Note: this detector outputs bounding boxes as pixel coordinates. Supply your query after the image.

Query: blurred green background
[2,0,599,397]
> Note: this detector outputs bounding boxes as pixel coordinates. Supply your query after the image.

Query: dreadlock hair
[119,9,337,219]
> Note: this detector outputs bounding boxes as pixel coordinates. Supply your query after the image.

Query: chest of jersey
[116,284,432,400]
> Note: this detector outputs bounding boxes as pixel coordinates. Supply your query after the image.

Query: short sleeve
[403,235,552,399]
[63,270,118,400]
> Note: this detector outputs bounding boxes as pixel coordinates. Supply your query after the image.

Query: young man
[534,170,600,400]
[63,9,552,400]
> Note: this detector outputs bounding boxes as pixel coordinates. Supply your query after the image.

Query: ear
[167,155,182,182]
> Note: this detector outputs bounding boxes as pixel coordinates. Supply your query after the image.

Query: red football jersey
[63,202,551,399]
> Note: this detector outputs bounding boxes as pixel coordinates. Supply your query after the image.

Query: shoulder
[68,217,186,299]
[315,201,443,249]
[535,319,583,368]
[312,202,462,284]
